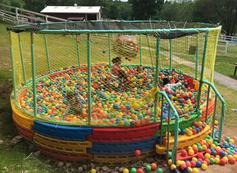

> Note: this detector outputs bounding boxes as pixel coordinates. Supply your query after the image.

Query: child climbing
[112,57,128,91]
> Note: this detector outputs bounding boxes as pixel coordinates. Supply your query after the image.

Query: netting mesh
[10,23,221,126]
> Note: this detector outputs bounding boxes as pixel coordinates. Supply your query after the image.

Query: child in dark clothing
[112,57,128,91]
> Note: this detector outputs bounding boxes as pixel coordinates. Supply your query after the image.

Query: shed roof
[41,6,101,14]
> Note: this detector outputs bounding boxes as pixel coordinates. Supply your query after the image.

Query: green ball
[130,167,136,173]
[145,164,151,172]
[156,168,163,173]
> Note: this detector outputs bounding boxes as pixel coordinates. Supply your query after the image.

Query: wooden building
[41,5,102,21]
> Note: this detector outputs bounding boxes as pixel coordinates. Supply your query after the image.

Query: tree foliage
[129,0,164,19]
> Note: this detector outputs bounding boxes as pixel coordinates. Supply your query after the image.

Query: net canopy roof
[8,20,220,39]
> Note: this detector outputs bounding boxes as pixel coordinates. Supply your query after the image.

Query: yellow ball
[214,120,219,125]
[201,163,208,170]
[188,149,194,156]
[192,168,199,173]
[192,157,198,162]
[230,138,235,145]
[187,167,193,173]
[223,156,228,162]
[215,157,220,164]
[123,168,129,173]
[176,160,183,167]
[234,154,237,160]
[211,143,216,148]
[170,164,176,170]
[90,169,96,173]
[207,140,213,145]
[202,145,207,150]
[168,159,173,165]
[205,153,211,159]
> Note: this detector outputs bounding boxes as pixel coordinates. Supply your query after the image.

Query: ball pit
[9,21,232,173]
[17,65,201,126]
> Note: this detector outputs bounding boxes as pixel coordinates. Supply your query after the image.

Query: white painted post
[225,41,229,55]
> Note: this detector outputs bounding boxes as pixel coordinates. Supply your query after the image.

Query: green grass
[215,55,237,79]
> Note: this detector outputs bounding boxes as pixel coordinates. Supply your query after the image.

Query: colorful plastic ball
[130,167,137,173]
[186,161,191,168]
[229,157,236,164]
[134,149,141,157]
[137,168,144,173]
[187,167,192,173]
[181,149,188,157]
[151,163,158,171]
[192,168,199,173]
[123,168,129,173]
[170,164,176,170]
[196,161,202,168]
[192,157,198,162]
[145,164,151,172]
[210,158,215,165]
[220,151,226,157]
[180,163,187,170]
[220,158,226,165]
[234,154,237,160]
[197,153,204,160]
[188,149,195,156]
[168,159,173,165]
[205,153,211,159]
[215,157,220,164]
[201,163,208,170]
[176,160,182,167]
[190,161,196,167]
[90,169,96,173]
[156,168,163,173]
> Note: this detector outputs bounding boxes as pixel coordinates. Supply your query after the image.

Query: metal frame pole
[18,33,26,83]
[154,37,160,121]
[87,33,92,125]
[30,32,37,117]
[139,35,142,65]
[9,32,16,99]
[108,33,111,67]
[196,33,208,111]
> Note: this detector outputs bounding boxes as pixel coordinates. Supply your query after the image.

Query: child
[112,57,128,90]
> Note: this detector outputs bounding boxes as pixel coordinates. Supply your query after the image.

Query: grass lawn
[0,22,237,172]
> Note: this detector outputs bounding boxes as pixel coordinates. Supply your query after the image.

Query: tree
[129,0,164,19]
[215,0,237,35]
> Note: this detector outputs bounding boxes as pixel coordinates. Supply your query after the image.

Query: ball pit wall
[11,95,216,163]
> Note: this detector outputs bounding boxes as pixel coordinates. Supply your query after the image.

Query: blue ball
[196,161,202,167]
[220,151,226,157]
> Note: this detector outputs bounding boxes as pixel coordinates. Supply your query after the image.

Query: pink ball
[134,149,141,157]
[151,163,158,171]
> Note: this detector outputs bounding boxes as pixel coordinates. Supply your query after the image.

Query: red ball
[181,149,188,157]
[216,148,222,155]
[197,153,204,160]
[134,149,141,157]
[193,146,198,154]
[220,158,226,165]
[229,157,236,165]
[151,163,158,171]
[191,161,196,167]
[137,168,144,173]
